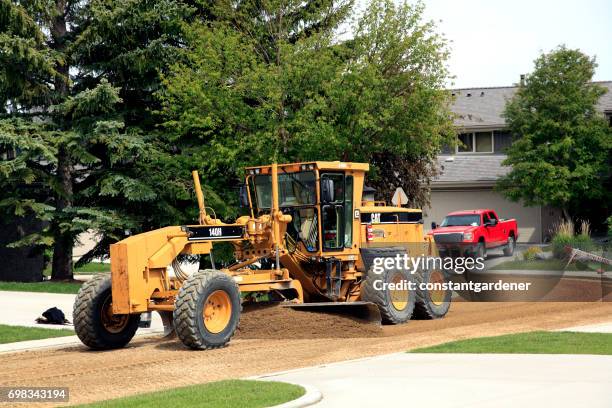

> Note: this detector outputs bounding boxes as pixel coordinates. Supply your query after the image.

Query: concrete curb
[0,330,164,354]
[0,335,81,354]
[555,322,612,333]
[266,383,322,408]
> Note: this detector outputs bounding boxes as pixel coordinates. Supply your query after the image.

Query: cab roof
[245,161,369,174]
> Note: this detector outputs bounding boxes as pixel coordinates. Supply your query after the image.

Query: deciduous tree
[498,46,612,220]
[159,0,454,207]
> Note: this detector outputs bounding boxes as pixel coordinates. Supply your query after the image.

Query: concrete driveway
[259,352,612,408]
[0,290,166,330]
[0,290,165,352]
[0,291,77,330]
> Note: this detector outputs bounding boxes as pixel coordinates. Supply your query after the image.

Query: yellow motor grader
[73,161,451,350]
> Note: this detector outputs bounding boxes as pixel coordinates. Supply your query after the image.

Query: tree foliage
[1,0,453,279]
[0,0,202,279]
[498,46,612,219]
[158,0,454,207]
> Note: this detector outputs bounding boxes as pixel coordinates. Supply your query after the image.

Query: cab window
[344,176,353,247]
[482,213,490,225]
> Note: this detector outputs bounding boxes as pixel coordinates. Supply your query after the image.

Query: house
[424,81,612,243]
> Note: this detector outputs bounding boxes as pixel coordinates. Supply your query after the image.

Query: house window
[457,132,494,154]
[457,133,473,152]
[605,112,612,127]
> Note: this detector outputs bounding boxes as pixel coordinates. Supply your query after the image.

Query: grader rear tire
[73,274,140,350]
[414,268,452,319]
[362,267,415,324]
[173,269,241,350]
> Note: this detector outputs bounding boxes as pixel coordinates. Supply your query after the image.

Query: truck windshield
[254,171,316,209]
[441,214,480,227]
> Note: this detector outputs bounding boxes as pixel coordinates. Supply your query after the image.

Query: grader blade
[282,302,382,324]
[159,311,176,338]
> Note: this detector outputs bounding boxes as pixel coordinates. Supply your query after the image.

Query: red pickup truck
[431,209,518,258]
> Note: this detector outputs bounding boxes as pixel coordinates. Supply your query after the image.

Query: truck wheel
[174,269,241,350]
[503,236,515,256]
[476,241,486,259]
[362,267,415,324]
[414,268,452,319]
[73,274,140,350]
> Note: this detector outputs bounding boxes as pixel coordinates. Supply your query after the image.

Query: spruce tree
[0,0,197,279]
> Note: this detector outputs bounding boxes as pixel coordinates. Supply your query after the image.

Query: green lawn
[76,380,305,408]
[0,280,82,294]
[44,262,110,276]
[410,331,612,355]
[0,324,74,344]
[491,258,609,271]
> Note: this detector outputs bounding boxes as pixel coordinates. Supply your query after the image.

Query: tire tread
[173,270,241,350]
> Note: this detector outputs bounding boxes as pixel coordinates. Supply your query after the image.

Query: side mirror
[321,178,335,203]
[431,222,437,230]
[239,185,249,208]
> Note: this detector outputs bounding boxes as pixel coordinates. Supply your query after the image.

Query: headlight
[463,232,473,241]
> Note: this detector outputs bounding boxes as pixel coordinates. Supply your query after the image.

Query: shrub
[523,246,543,261]
[579,220,590,236]
[552,233,573,259]
[553,220,574,237]
[571,234,594,252]
[551,230,594,259]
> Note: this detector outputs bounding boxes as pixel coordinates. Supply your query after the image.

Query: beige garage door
[424,189,541,243]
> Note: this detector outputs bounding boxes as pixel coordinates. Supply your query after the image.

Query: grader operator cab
[74,162,451,350]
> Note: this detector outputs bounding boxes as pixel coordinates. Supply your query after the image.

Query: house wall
[425,188,542,243]
[540,206,563,242]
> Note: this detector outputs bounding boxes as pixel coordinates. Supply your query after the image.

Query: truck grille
[433,233,463,244]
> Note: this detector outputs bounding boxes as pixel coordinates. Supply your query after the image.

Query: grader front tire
[73,274,140,350]
[173,270,241,350]
[362,267,415,324]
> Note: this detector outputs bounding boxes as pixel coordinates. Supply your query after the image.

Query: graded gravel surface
[1,301,611,407]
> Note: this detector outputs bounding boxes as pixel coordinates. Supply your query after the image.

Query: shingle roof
[596,81,612,112]
[451,87,516,128]
[434,155,510,184]
[451,81,612,129]
[438,81,612,184]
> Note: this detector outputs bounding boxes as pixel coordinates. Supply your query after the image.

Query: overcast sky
[420,0,612,88]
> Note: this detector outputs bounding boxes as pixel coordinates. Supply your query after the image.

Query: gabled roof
[597,81,612,112]
[433,155,510,186]
[451,81,612,129]
[451,87,516,128]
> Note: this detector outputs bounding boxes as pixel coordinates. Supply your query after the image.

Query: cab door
[320,173,353,251]
[487,211,503,246]
[482,212,494,248]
